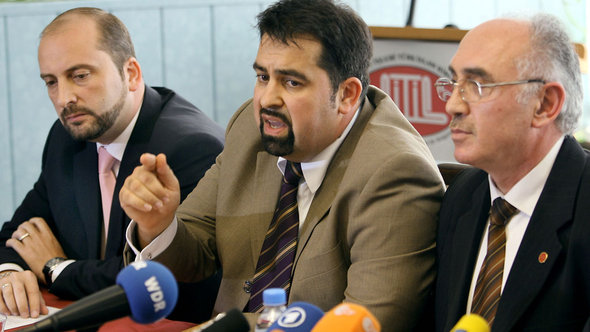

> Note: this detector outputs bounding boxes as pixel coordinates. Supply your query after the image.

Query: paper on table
[5,306,60,329]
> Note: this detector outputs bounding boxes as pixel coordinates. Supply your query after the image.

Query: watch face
[45,257,66,269]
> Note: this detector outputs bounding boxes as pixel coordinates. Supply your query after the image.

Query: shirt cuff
[125,217,178,261]
[51,260,76,282]
[0,263,24,273]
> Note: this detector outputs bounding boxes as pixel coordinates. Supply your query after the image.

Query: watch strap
[43,257,66,287]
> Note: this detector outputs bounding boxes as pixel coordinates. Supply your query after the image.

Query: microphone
[20,260,178,331]
[451,314,490,332]
[191,308,250,332]
[267,302,324,331]
[311,302,381,332]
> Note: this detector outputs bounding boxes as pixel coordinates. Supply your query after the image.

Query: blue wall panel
[163,6,215,120]
[0,16,13,216]
[0,0,586,224]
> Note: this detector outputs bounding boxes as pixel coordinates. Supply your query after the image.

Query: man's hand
[120,153,181,249]
[7,218,66,282]
[0,271,48,318]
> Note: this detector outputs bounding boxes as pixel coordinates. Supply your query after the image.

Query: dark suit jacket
[435,135,590,331]
[0,86,224,300]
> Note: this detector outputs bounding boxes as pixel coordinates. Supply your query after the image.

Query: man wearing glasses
[434,14,590,331]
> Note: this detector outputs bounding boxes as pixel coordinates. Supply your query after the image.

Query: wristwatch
[43,257,66,287]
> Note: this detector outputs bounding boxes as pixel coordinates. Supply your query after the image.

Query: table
[9,289,196,331]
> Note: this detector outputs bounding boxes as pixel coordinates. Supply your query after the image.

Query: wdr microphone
[311,302,381,332]
[268,302,324,331]
[20,260,178,331]
[451,314,490,332]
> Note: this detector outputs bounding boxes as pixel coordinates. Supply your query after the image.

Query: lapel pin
[538,252,548,264]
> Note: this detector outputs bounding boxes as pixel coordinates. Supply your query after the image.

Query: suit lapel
[294,97,374,267]
[73,142,101,258]
[105,86,162,258]
[494,137,584,331]
[446,179,491,323]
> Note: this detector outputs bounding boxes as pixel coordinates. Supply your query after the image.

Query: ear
[532,82,565,128]
[337,77,363,115]
[124,57,143,92]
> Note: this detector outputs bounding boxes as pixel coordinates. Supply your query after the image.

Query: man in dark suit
[434,13,590,331]
[0,8,224,320]
[120,0,445,330]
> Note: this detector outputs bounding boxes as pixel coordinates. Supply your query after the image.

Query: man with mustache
[0,7,224,320]
[434,14,590,331]
[119,0,444,330]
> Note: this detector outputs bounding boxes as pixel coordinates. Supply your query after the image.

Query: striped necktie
[246,161,303,312]
[471,197,518,326]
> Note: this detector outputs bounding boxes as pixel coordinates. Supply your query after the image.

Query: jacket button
[243,280,252,293]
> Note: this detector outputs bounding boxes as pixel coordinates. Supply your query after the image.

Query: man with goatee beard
[0,7,224,322]
[119,0,444,330]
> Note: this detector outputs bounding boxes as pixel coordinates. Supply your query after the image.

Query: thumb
[154,154,179,190]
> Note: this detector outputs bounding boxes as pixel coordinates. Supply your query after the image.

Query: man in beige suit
[119,0,445,330]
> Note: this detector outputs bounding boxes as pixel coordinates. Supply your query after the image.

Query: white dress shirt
[466,135,564,313]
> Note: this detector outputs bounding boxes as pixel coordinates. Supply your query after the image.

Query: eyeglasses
[434,77,546,103]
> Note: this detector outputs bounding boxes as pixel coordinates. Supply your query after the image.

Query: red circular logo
[370,66,450,136]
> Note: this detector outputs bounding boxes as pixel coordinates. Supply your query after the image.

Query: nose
[54,81,77,110]
[444,85,468,117]
[258,79,283,110]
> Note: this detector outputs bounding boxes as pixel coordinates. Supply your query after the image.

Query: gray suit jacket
[150,86,445,331]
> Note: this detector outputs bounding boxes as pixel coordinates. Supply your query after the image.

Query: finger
[1,283,17,316]
[139,153,157,171]
[0,295,9,316]
[11,222,31,240]
[16,221,38,240]
[39,293,49,315]
[6,238,23,250]
[122,173,167,211]
[28,218,50,234]
[10,279,30,318]
[154,154,179,192]
[23,274,43,318]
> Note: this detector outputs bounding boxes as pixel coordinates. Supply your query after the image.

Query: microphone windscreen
[268,302,324,331]
[451,314,490,332]
[116,260,178,324]
[311,302,381,332]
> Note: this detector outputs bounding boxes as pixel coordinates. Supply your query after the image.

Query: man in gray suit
[120,0,444,330]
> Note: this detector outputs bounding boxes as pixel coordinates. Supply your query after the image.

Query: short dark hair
[256,0,373,99]
[41,7,135,76]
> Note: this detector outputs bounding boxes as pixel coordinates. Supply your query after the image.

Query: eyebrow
[253,62,309,82]
[40,64,96,80]
[448,66,494,81]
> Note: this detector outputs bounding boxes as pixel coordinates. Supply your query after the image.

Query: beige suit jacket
[152,86,445,331]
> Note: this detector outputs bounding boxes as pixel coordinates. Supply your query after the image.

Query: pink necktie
[98,146,116,246]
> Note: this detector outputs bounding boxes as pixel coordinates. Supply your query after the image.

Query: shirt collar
[277,107,361,194]
[96,102,142,161]
[489,135,564,217]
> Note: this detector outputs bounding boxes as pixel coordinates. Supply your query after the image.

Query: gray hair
[515,13,582,135]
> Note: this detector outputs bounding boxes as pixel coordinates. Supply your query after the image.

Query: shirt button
[243,280,252,293]
[146,253,152,259]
